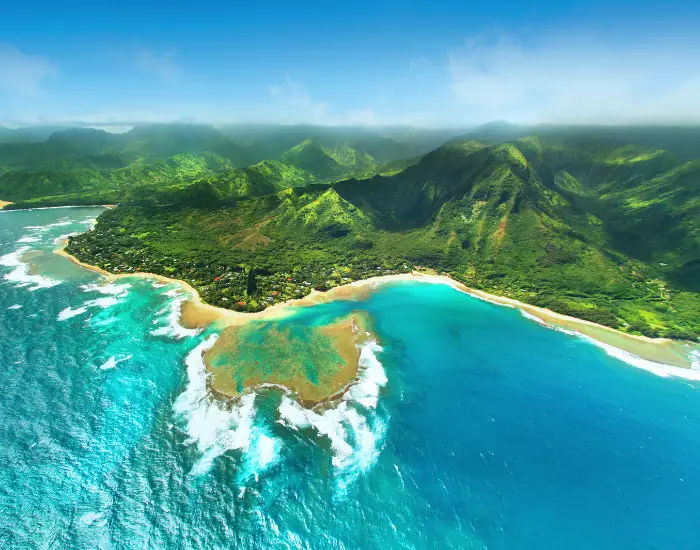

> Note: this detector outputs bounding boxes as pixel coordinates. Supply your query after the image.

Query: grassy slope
[66,137,699,340]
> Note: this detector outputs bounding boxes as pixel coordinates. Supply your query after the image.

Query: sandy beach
[55,244,698,370]
[0,200,13,209]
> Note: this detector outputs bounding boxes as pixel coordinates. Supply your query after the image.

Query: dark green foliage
[5,123,697,339]
[0,123,451,209]
[247,268,258,295]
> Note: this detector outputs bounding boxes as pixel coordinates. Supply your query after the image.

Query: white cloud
[448,34,700,124]
[0,43,57,96]
[134,49,183,82]
[265,78,383,126]
[268,77,329,122]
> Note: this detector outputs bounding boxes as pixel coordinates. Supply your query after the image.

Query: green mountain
[65,130,700,340]
[0,123,447,208]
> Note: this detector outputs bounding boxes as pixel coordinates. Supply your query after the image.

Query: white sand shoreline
[55,244,698,373]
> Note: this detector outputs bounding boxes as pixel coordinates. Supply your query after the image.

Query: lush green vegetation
[2,122,696,339]
[1,123,455,208]
[57,127,699,340]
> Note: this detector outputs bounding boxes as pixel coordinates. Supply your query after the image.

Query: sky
[1,0,700,128]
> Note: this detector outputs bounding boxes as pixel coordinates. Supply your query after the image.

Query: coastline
[0,200,13,209]
[55,244,698,370]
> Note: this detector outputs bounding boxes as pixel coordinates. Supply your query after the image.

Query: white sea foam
[519,309,548,325]
[342,340,387,409]
[0,247,61,291]
[150,296,200,339]
[53,232,80,245]
[24,219,72,231]
[517,309,699,381]
[173,336,281,477]
[7,304,22,310]
[79,282,131,309]
[99,354,132,370]
[78,511,105,527]
[278,396,387,493]
[17,235,41,243]
[57,306,88,321]
[84,296,121,309]
[588,337,700,382]
[519,309,578,336]
[80,282,131,296]
[277,337,388,492]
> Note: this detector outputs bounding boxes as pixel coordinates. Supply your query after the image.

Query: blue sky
[1,1,699,127]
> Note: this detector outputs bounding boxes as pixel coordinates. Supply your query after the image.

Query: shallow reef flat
[204,310,374,405]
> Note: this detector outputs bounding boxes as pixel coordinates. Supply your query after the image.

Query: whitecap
[78,511,105,527]
[342,340,387,409]
[80,282,131,296]
[7,304,22,310]
[0,247,61,291]
[173,336,281,478]
[57,306,88,321]
[84,296,120,309]
[277,337,388,492]
[17,235,41,243]
[99,354,132,370]
[23,219,72,231]
[80,282,131,309]
[53,232,80,245]
[150,296,199,339]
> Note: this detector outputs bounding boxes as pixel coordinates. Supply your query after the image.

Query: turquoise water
[1,207,700,549]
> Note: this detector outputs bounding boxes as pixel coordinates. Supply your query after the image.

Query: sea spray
[0,247,61,291]
[277,337,389,494]
[172,335,281,479]
[58,306,88,321]
[150,294,200,339]
[99,354,133,370]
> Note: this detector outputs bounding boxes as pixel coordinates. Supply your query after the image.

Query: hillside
[0,123,451,208]
[66,134,700,340]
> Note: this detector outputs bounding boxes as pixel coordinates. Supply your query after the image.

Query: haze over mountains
[9,121,686,341]
[0,123,460,206]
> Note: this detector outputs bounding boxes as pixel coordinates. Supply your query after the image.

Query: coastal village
[67,230,416,312]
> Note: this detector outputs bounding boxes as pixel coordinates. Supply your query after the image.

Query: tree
[247,267,257,295]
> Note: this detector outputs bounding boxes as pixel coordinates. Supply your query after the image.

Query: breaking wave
[0,247,61,291]
[99,354,133,370]
[58,306,88,321]
[150,294,200,339]
[278,338,388,495]
[173,336,282,480]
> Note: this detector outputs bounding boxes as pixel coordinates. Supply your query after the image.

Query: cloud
[268,77,328,122]
[448,34,700,124]
[0,43,57,96]
[134,49,183,83]
[266,78,385,126]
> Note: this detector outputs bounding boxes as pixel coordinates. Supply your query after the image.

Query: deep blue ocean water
[1,207,699,549]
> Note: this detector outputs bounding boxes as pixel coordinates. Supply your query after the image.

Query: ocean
[1,207,699,549]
